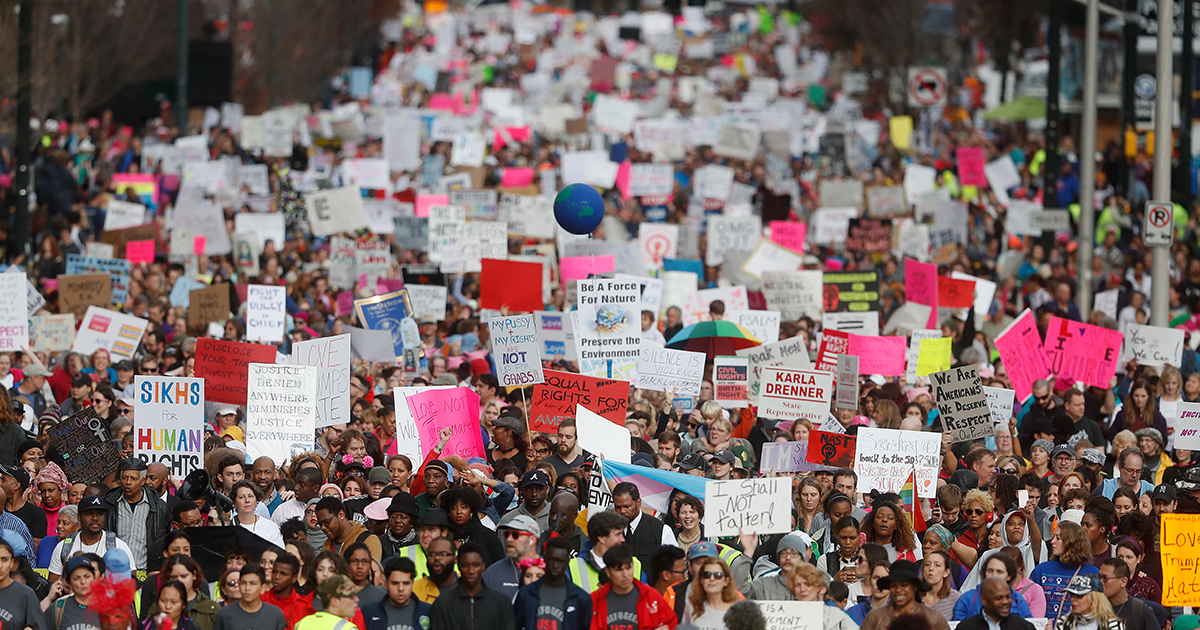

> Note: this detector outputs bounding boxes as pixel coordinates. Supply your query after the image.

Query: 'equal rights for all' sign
[703,478,792,537]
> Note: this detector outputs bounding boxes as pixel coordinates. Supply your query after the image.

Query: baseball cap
[65,556,95,578]
[104,547,132,580]
[71,375,93,388]
[317,574,362,605]
[386,493,419,516]
[216,406,238,416]
[368,467,391,485]
[114,360,135,371]
[22,365,50,378]
[1080,449,1105,465]
[79,495,107,512]
[493,415,527,436]
[677,453,709,472]
[712,450,737,465]
[631,452,654,468]
[1051,445,1076,459]
[1178,466,1200,491]
[1065,574,1103,596]
[221,426,244,442]
[520,470,549,488]
[499,513,541,538]
[0,465,30,491]
[688,541,719,560]
[1175,616,1200,630]
[1152,483,1178,502]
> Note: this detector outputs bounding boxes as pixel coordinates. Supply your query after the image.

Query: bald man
[956,577,1036,630]
[146,463,179,508]
[252,456,284,513]
[539,492,584,554]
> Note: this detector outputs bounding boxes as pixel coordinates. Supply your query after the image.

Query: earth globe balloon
[553,183,605,235]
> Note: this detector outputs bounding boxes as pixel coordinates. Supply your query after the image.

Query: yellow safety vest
[395,544,430,580]
[568,556,641,593]
[295,611,354,630]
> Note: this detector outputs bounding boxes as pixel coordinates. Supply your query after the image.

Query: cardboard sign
[134,376,205,476]
[714,356,749,408]
[246,284,286,343]
[994,310,1051,401]
[73,307,149,361]
[637,346,704,397]
[489,314,545,388]
[354,289,413,361]
[291,334,352,429]
[529,370,628,433]
[47,407,121,485]
[246,364,317,464]
[762,270,823,321]
[757,367,834,422]
[406,386,485,460]
[984,386,1016,426]
[1045,316,1123,389]
[704,477,791,537]
[807,431,857,468]
[306,187,370,236]
[65,254,130,306]
[1175,401,1200,450]
[1122,323,1184,367]
[1161,514,1200,606]
[932,365,993,443]
[193,338,279,405]
[574,278,642,363]
[821,271,879,313]
[188,284,230,331]
[854,427,941,498]
[756,601,824,630]
[836,355,859,410]
[30,314,75,352]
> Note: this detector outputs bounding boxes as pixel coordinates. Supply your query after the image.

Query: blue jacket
[952,584,1032,620]
[361,597,432,630]
[512,579,593,630]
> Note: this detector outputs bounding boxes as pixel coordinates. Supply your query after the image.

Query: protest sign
[739,240,804,279]
[769,221,806,253]
[760,441,831,473]
[756,601,823,630]
[354,289,413,360]
[866,186,907,217]
[449,189,498,220]
[637,346,704,397]
[984,386,1016,426]
[481,259,543,312]
[1175,401,1200,450]
[815,329,850,373]
[937,276,975,309]
[105,199,149,231]
[530,370,628,433]
[292,334,351,428]
[233,213,286,251]
[819,179,864,208]
[807,431,858,469]
[1045,316,1123,389]
[306,187,370,236]
[535,311,571,361]
[498,193,556,239]
[193,338,278,405]
[489,314,545,388]
[67,254,131,306]
[406,285,447,323]
[188,283,230,332]
[681,286,749,325]
[73,307,148,361]
[30,314,75,352]
[47,407,121,485]
[638,223,678,269]
[845,218,892,253]
[822,271,879,313]
[246,364,318,464]
[737,336,812,403]
[847,334,905,375]
[706,216,762,266]
[757,367,834,423]
[905,329,942,382]
[712,122,762,160]
[823,312,880,336]
[246,284,286,343]
[728,311,781,346]
[762,270,823,321]
[995,310,1052,401]
[577,405,631,464]
[917,337,952,376]
[1122,323,1184,367]
[956,146,988,187]
[932,365,993,443]
[406,386,485,460]
[628,163,675,197]
[809,207,860,245]
[714,356,749,408]
[392,386,443,465]
[134,376,205,475]
[0,272,27,351]
[704,477,791,537]
[836,355,858,410]
[1161,514,1200,606]
[573,278,641,363]
[854,428,941,498]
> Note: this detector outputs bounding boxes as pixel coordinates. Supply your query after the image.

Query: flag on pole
[899,467,926,532]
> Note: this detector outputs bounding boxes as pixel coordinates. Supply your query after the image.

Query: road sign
[1145,201,1175,247]
[907,67,947,108]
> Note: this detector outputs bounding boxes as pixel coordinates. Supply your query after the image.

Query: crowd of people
[2,2,1200,630]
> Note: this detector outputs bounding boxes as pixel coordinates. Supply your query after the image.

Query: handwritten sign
[807,431,857,469]
[714,356,749,408]
[59,274,113,321]
[0,272,28,351]
[1045,316,1123,389]
[758,601,823,630]
[757,367,834,423]
[705,478,791,537]
[760,441,833,473]
[854,427,941,498]
[405,386,485,460]
[246,284,286,343]
[769,221,806,253]
[1161,513,1200,606]
[762,270,823,323]
[47,407,121,485]
[956,146,988,187]
[917,337,952,376]
[995,310,1051,401]
[529,370,628,433]
[489,314,545,388]
[637,346,705,397]
[30,314,75,351]
[135,376,205,476]
[291,334,351,428]
[836,355,858,410]
[1122,324,1184,367]
[193,338,279,405]
[1174,401,1200,450]
[937,275,975,309]
[984,387,1016,426]
[932,365,993,443]
[188,283,230,332]
[246,364,317,465]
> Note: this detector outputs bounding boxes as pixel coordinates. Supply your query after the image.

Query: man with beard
[482,514,541,600]
[252,457,284,514]
[395,507,453,581]
[412,537,457,604]
[542,418,592,476]
[379,492,419,559]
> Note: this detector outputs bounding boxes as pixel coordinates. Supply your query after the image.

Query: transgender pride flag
[600,460,709,513]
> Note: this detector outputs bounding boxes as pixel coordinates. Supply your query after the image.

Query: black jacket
[454,516,506,566]
[955,612,1036,630]
[428,582,515,630]
[102,486,170,558]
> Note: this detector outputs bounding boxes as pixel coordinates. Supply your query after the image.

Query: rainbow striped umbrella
[665,320,761,359]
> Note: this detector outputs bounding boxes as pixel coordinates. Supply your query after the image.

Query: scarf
[304,497,327,551]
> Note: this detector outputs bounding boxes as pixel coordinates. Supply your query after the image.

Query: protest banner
[134,376,205,476]
[738,336,813,402]
[246,364,318,464]
[292,334,352,428]
[706,216,762,266]
[836,355,858,410]
[481,259,543,312]
[759,441,833,473]
[704,477,791,537]
[73,306,148,361]
[807,431,858,469]
[406,386,485,460]
[714,356,749,408]
[822,271,879,313]
[66,254,131,306]
[354,289,413,360]
[854,428,941,498]
[193,338,278,405]
[815,329,849,373]
[637,346,704,397]
[1161,513,1200,606]
[762,270,823,321]
[757,367,834,423]
[306,186,370,236]
[846,334,905,375]
[984,386,1016,426]
[46,407,121,485]
[932,365,993,443]
[30,314,75,351]
[488,314,546,388]
[1176,401,1200,450]
[1122,323,1184,367]
[188,283,230,332]
[739,240,805,279]
[530,370,628,432]
[729,310,781,345]
[246,284,286,343]
[994,310,1052,401]
[756,601,823,630]
[845,218,892,253]
[917,337,952,376]
[573,278,642,363]
[1045,316,1123,389]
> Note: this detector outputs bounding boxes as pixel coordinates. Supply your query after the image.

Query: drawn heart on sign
[922,479,932,490]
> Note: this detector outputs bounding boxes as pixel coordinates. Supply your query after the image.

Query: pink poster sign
[994,310,1052,401]
[905,259,939,328]
[405,386,485,460]
[956,147,988,187]
[848,335,908,376]
[770,221,807,253]
[1044,316,1124,389]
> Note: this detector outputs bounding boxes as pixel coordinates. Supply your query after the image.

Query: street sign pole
[1078,0,1099,321]
[1151,0,1174,326]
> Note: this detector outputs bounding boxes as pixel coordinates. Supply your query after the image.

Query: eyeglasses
[963,508,988,516]
[118,408,130,415]
[533,448,551,455]
[1122,467,1143,475]
[316,516,336,528]
[1036,394,1051,401]
[700,571,727,580]
[225,580,239,587]
[349,558,371,565]
[428,551,455,558]
[91,398,106,404]
[999,468,1019,475]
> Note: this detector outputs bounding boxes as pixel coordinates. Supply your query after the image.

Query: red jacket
[589,581,677,630]
[262,587,316,629]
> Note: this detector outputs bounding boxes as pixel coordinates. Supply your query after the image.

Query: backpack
[59,531,117,569]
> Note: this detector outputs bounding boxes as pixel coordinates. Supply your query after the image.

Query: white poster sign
[983,386,1016,426]
[246,284,286,343]
[72,306,149,361]
[489,314,546,388]
[0,272,28,351]
[573,278,642,363]
[757,367,834,423]
[737,336,813,404]
[706,216,762,266]
[729,310,781,345]
[761,270,823,321]
[1122,323,1185,367]
[577,404,631,464]
[134,376,206,475]
[854,427,941,498]
[291,335,352,428]
[246,364,317,464]
[704,477,792,537]
[105,200,150,231]
[636,346,705,397]
[306,187,370,236]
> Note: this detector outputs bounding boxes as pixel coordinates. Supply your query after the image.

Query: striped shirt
[0,510,36,564]
[116,492,150,569]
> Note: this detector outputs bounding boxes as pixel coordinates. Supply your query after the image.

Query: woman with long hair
[385,454,412,492]
[795,476,826,533]
[1054,576,1123,630]
[872,399,902,429]
[788,418,813,442]
[1030,522,1099,621]
[148,555,219,630]
[787,562,858,630]
[682,557,739,629]
[1115,538,1160,603]
[285,542,316,595]
[998,546,1047,617]
[92,386,119,424]
[487,416,528,471]
[1107,379,1167,440]
[920,524,968,589]
[920,550,961,621]
[142,580,203,630]
[216,567,240,606]
[863,499,920,562]
[816,516,861,586]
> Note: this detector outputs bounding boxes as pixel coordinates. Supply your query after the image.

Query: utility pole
[1045,0,1063,201]
[177,0,189,133]
[14,0,33,261]
[1077,0,1099,320]
[1122,0,1139,198]
[1150,0,1174,326]
[1182,0,1194,206]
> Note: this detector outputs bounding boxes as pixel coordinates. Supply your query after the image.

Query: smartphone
[1018,489,1029,509]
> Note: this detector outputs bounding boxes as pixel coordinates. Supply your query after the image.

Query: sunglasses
[502,530,531,539]
[700,571,727,580]
[999,468,1019,475]
[963,508,988,516]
